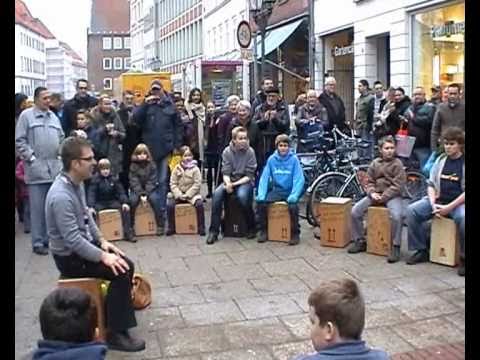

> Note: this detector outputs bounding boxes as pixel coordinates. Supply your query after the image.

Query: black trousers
[53,250,137,332]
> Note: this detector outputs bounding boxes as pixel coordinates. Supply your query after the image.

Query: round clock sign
[237,20,252,48]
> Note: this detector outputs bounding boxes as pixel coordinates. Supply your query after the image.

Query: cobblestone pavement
[15,202,465,359]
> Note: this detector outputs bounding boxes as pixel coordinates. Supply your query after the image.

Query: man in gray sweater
[45,137,145,352]
[430,83,465,151]
[15,87,64,255]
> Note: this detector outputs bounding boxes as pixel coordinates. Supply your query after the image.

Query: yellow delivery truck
[113,72,172,105]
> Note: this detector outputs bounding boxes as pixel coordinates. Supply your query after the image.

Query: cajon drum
[175,203,198,234]
[367,206,391,256]
[134,203,157,236]
[223,194,247,237]
[268,202,291,242]
[316,197,351,247]
[57,278,106,341]
[98,209,123,241]
[430,216,460,266]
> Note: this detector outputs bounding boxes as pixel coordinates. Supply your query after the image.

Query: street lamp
[250,0,276,88]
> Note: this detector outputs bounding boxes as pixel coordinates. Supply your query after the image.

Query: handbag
[131,273,152,310]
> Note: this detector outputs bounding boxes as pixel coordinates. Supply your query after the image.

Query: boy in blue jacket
[256,134,305,245]
[32,287,107,360]
[293,279,388,360]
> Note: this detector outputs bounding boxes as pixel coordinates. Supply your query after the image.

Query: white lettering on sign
[332,45,354,57]
[431,21,465,38]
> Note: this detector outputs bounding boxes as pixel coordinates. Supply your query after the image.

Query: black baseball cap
[265,87,280,95]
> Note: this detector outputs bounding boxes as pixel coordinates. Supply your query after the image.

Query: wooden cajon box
[367,206,391,256]
[316,197,352,248]
[175,203,198,234]
[268,202,291,242]
[430,216,460,266]
[98,209,123,241]
[57,278,106,341]
[134,203,157,236]
[223,195,247,237]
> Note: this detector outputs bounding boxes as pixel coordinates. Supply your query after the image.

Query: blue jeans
[155,156,169,214]
[359,128,374,160]
[406,196,465,255]
[412,147,431,170]
[29,183,52,249]
[209,183,254,234]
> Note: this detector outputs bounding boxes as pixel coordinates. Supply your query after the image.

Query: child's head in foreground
[308,278,365,351]
[39,287,98,343]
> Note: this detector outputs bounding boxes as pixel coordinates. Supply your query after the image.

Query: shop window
[411,2,464,91]
[103,37,112,50]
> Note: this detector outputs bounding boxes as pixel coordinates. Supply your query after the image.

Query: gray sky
[23,0,91,61]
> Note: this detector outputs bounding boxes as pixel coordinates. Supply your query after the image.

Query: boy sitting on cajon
[406,127,465,276]
[256,134,305,245]
[348,135,406,263]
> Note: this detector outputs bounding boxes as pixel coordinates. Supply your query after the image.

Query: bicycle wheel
[307,172,348,226]
[404,170,428,202]
[338,176,365,204]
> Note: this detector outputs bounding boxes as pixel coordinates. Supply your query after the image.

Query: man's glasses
[78,87,88,90]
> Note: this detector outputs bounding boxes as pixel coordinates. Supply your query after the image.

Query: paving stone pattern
[15,203,465,360]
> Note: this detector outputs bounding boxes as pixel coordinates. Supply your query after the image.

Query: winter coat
[117,103,142,173]
[87,173,129,208]
[257,149,305,203]
[293,340,388,360]
[366,157,406,203]
[221,142,257,183]
[296,103,328,143]
[169,163,202,204]
[430,102,465,151]
[133,94,183,162]
[204,111,219,156]
[318,92,347,132]
[129,159,158,196]
[405,101,436,149]
[226,115,262,159]
[385,96,411,136]
[15,107,65,185]
[32,340,107,360]
[91,108,125,177]
[15,160,28,200]
[63,93,98,136]
[217,111,238,150]
[354,93,374,131]
[185,101,206,161]
[251,91,266,111]
[253,100,290,162]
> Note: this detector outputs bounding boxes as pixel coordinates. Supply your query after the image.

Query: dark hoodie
[32,340,107,360]
[63,94,98,136]
[385,95,411,136]
[293,340,388,360]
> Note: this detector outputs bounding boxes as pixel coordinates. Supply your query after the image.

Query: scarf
[181,159,198,169]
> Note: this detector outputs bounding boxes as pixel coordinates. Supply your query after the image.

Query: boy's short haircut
[442,127,465,145]
[61,137,92,171]
[98,158,111,170]
[308,278,365,340]
[39,287,97,343]
[377,135,395,148]
[231,126,247,140]
[275,134,290,147]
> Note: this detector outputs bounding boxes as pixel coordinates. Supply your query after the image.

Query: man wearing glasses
[16,87,65,255]
[63,79,98,136]
[45,136,146,352]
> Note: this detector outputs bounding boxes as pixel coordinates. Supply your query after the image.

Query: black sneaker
[246,230,256,239]
[257,231,267,243]
[406,250,429,265]
[125,231,137,243]
[288,234,300,246]
[206,232,218,245]
[198,229,206,236]
[348,241,366,254]
[387,245,401,263]
[33,246,48,256]
[206,193,212,199]
[107,331,146,352]
[457,257,465,276]
[166,229,175,236]
[156,226,165,236]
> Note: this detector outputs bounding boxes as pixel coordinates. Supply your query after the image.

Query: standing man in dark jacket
[63,79,98,136]
[117,91,141,191]
[15,87,65,255]
[430,83,465,152]
[318,76,348,132]
[385,87,411,136]
[132,79,183,228]
[251,77,274,111]
[404,86,436,168]
[253,87,290,174]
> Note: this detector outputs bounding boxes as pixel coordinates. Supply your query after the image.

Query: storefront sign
[332,44,354,57]
[211,80,232,107]
[431,21,465,38]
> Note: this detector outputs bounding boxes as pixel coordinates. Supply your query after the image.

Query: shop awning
[255,18,304,59]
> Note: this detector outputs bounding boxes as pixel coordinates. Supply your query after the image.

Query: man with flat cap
[252,87,290,175]
[132,79,183,234]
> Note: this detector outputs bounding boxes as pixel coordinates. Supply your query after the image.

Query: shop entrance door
[328,54,354,124]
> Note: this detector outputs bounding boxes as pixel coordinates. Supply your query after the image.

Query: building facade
[46,40,87,99]
[15,0,54,98]
[87,0,131,95]
[313,0,465,122]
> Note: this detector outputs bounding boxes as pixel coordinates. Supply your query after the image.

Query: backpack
[131,273,152,310]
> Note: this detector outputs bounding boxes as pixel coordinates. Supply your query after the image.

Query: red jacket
[15,160,28,200]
